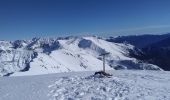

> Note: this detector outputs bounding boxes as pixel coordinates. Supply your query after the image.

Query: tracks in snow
[48,76,131,100]
[48,71,170,100]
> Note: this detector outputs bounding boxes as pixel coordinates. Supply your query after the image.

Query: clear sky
[1,0,170,40]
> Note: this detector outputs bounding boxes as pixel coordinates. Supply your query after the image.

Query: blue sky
[1,0,170,40]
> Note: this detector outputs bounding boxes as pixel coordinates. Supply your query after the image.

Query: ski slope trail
[0,70,170,100]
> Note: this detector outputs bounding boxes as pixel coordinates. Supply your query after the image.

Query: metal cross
[99,52,110,72]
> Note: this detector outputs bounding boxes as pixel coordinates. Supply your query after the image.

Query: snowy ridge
[0,49,37,76]
[0,36,162,76]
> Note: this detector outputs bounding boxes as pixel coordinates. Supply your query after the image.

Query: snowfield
[0,70,170,100]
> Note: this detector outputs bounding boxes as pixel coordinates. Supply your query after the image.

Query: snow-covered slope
[0,36,162,76]
[0,70,170,100]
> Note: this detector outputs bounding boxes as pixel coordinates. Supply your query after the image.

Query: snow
[0,36,162,76]
[0,70,170,100]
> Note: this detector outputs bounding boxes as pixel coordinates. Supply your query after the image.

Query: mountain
[131,37,170,71]
[106,33,170,48]
[0,36,162,76]
[109,33,170,71]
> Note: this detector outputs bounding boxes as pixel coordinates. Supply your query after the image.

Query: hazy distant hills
[107,33,170,71]
[107,33,170,49]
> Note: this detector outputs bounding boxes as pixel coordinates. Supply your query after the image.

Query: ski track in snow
[0,70,170,100]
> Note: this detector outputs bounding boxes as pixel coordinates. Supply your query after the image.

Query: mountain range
[107,33,170,71]
[0,36,162,76]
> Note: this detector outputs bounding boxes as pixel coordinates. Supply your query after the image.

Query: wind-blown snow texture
[0,70,170,100]
[0,36,162,76]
